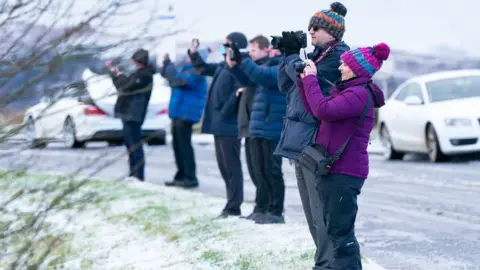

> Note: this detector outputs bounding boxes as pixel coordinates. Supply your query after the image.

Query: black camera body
[271,36,283,50]
[294,61,307,74]
[271,31,308,50]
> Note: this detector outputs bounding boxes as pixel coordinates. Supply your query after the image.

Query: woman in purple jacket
[297,43,389,269]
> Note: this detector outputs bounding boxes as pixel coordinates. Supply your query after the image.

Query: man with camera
[106,49,155,182]
[230,35,271,222]
[273,2,350,269]
[226,35,287,224]
[187,32,248,219]
[159,52,209,189]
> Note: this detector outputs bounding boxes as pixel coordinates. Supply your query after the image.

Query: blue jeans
[122,120,144,181]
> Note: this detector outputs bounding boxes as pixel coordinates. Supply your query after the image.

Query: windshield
[426,75,480,103]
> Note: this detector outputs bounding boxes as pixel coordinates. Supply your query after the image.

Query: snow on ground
[0,172,385,270]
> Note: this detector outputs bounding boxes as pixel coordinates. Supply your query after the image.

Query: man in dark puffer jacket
[187,32,248,219]
[227,35,287,225]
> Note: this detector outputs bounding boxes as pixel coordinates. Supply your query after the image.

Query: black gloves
[281,31,302,56]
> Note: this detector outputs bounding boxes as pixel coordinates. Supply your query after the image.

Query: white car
[378,69,480,162]
[23,68,171,148]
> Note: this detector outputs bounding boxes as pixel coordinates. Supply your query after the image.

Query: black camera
[294,61,307,74]
[271,36,283,50]
[271,31,308,50]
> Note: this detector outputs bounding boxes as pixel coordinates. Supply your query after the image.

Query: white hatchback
[378,69,480,162]
[23,68,171,148]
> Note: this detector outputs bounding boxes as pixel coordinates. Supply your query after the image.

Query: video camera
[270,31,308,51]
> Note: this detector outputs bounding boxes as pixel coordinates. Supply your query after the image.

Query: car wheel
[426,124,448,163]
[63,117,85,149]
[380,125,404,160]
[25,117,47,149]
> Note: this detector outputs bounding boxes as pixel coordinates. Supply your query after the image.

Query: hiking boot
[180,179,199,189]
[255,213,285,224]
[164,179,184,187]
[215,210,241,220]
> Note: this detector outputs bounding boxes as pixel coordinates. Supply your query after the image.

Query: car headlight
[444,118,472,126]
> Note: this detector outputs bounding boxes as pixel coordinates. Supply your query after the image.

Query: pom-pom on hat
[340,43,391,78]
[309,2,347,40]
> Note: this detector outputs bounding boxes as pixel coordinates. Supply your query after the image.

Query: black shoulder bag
[298,86,373,177]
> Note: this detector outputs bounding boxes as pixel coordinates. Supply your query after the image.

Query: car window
[405,83,423,101]
[426,75,480,103]
[394,86,407,101]
[63,86,87,98]
[51,86,86,101]
[394,83,423,102]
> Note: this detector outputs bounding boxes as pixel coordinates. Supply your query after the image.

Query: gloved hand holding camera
[225,43,243,68]
[270,31,307,56]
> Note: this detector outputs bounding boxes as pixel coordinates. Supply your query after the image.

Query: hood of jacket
[335,76,386,108]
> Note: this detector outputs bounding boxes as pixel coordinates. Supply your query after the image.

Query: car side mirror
[40,96,51,104]
[404,95,423,105]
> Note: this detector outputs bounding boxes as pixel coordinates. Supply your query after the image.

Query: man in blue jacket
[226,36,287,224]
[159,52,208,188]
[274,2,350,269]
[187,33,248,218]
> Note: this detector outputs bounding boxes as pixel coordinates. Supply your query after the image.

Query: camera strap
[314,42,340,64]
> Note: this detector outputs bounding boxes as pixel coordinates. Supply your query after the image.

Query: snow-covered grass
[0,171,384,269]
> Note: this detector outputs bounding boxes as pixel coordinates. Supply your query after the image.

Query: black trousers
[244,138,260,210]
[214,136,243,215]
[295,163,333,269]
[171,119,197,182]
[122,120,144,181]
[248,138,284,216]
[317,173,365,270]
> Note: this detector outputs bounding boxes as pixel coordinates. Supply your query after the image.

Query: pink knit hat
[340,43,390,78]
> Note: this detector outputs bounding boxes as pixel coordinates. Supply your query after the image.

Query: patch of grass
[200,250,225,264]
[184,217,221,240]
[29,233,76,270]
[107,204,180,241]
[80,258,94,270]
[230,254,262,270]
[299,250,314,260]
[214,231,230,239]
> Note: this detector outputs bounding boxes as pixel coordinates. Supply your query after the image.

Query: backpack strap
[330,85,373,162]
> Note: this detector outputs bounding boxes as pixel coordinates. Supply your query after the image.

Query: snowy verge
[0,172,385,269]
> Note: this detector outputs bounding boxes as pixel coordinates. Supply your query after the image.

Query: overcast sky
[72,0,479,58]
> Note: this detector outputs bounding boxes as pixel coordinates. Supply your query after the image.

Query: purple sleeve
[301,75,366,121]
[296,76,315,116]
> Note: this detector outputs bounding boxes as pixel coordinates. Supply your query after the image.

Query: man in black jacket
[275,2,350,269]
[187,33,248,218]
[106,49,154,181]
